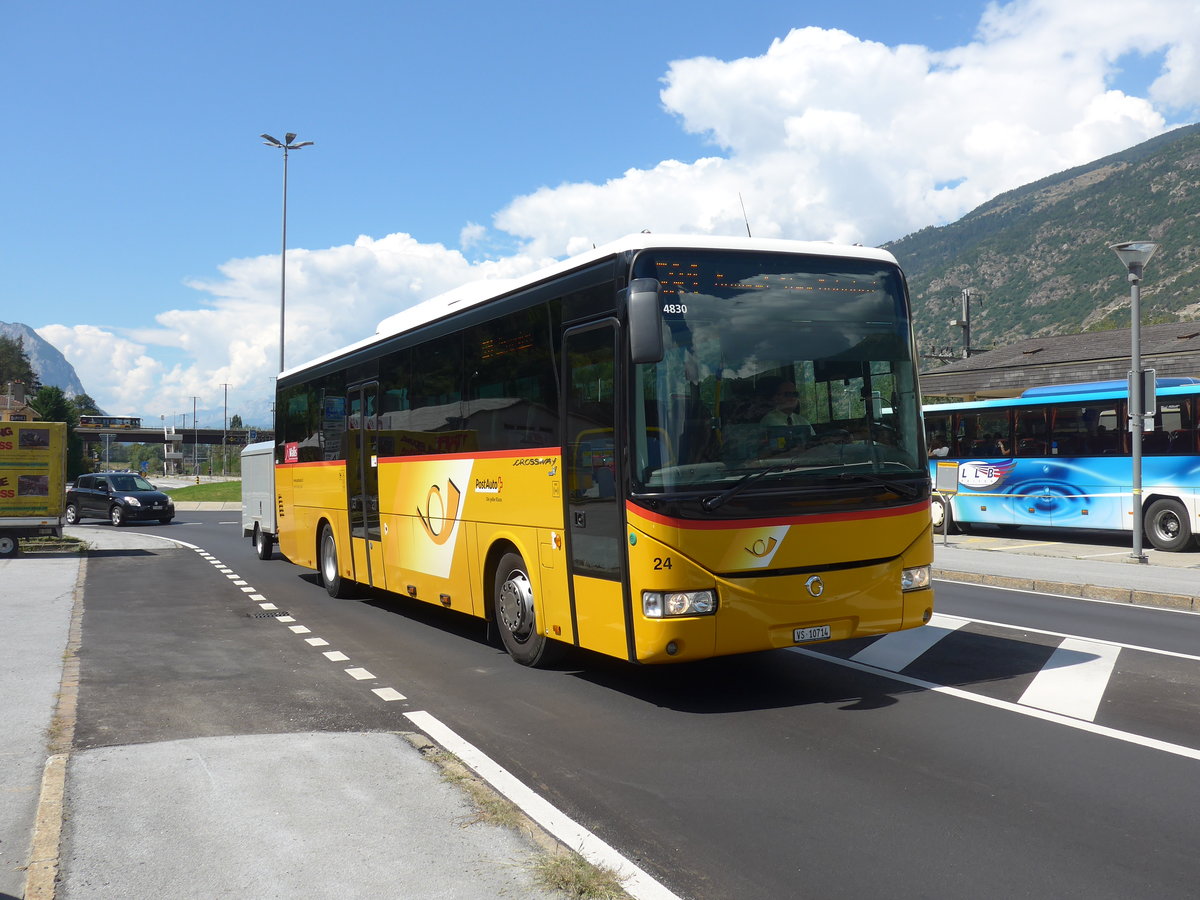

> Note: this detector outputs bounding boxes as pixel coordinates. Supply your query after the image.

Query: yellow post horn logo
[418,478,462,545]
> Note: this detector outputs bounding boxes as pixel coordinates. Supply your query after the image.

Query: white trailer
[240,440,276,559]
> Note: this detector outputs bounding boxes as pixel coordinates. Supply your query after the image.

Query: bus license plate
[793,625,831,643]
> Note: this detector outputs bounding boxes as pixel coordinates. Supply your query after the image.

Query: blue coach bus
[923,379,1200,551]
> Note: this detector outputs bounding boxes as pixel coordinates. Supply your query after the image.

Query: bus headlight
[643,590,717,618]
[901,565,931,592]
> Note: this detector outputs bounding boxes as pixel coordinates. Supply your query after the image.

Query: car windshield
[109,475,155,491]
[630,249,926,503]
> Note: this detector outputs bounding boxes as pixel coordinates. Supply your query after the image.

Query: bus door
[563,322,631,659]
[346,381,386,589]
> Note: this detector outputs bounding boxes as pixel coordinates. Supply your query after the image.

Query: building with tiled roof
[919,323,1200,399]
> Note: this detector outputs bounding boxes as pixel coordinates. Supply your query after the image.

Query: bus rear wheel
[1144,498,1193,552]
[493,552,560,667]
[319,525,355,598]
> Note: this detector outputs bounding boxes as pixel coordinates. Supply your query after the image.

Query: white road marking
[249,594,266,602]
[850,613,965,670]
[372,688,406,701]
[277,616,295,623]
[289,625,311,634]
[323,651,350,662]
[305,637,329,647]
[1018,638,1121,721]
[791,647,1200,761]
[345,667,374,680]
[259,603,277,610]
[407,711,681,900]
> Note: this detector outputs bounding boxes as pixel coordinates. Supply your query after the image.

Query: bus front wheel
[319,525,355,598]
[1144,499,1193,552]
[931,495,958,534]
[493,552,560,667]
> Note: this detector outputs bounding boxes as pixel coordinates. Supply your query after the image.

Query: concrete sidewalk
[4,522,1198,899]
[2,528,568,900]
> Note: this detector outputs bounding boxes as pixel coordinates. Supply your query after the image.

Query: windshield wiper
[701,464,797,512]
[836,471,921,499]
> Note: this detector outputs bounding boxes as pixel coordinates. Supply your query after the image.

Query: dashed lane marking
[850,612,965,670]
[1019,638,1121,720]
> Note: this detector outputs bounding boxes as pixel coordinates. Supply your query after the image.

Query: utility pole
[220,383,230,477]
[190,396,200,479]
[948,288,981,358]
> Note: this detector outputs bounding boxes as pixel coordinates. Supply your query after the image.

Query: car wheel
[64,504,80,526]
[493,552,561,667]
[0,534,18,558]
[1144,498,1192,552]
[319,524,355,598]
[110,505,125,527]
[254,524,272,560]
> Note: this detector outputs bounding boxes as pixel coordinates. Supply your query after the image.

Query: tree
[30,385,89,478]
[70,393,102,417]
[0,334,39,392]
[229,414,244,430]
[31,385,71,422]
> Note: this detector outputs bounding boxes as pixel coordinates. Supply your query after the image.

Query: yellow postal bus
[271,233,933,665]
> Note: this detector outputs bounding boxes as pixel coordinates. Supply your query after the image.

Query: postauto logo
[958,459,1017,491]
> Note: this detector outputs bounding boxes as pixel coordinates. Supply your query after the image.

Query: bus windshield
[630,250,925,504]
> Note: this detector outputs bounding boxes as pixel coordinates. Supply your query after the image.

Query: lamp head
[1110,241,1159,276]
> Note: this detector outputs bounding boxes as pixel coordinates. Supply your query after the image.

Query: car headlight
[123,496,142,507]
[901,565,931,592]
[642,589,717,618]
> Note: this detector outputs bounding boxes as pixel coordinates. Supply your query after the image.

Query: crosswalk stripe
[1018,638,1121,721]
[849,613,965,671]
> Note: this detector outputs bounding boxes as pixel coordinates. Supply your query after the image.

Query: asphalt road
[72,510,1200,899]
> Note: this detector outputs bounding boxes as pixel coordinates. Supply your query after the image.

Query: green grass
[165,481,242,502]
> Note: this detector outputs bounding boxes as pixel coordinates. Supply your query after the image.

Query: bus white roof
[281,233,899,380]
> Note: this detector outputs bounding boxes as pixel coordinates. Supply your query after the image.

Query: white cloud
[47,0,1200,425]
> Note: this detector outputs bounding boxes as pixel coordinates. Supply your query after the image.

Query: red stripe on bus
[627,499,929,530]
[377,447,560,464]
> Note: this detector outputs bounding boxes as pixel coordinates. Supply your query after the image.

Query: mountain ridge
[886,122,1200,362]
[0,322,88,399]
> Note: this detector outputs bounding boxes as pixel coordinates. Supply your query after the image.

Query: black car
[65,473,175,526]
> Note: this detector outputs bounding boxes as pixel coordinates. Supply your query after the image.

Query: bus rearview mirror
[628,278,664,364]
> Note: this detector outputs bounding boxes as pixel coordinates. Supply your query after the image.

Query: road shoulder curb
[23,558,86,900]
[933,567,1199,612]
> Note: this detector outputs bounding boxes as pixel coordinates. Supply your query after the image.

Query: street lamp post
[261,132,314,373]
[1109,241,1160,564]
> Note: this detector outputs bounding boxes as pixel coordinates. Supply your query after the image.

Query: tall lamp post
[1110,240,1160,564]
[261,132,314,373]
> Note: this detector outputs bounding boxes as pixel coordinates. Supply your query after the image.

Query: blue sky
[3,0,1197,426]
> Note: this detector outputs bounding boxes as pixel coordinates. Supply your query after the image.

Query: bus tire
[254,524,272,560]
[493,552,560,667]
[1144,498,1192,552]
[319,524,355,598]
[0,534,18,558]
[931,495,958,534]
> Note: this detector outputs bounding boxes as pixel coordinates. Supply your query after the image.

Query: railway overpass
[76,427,273,446]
